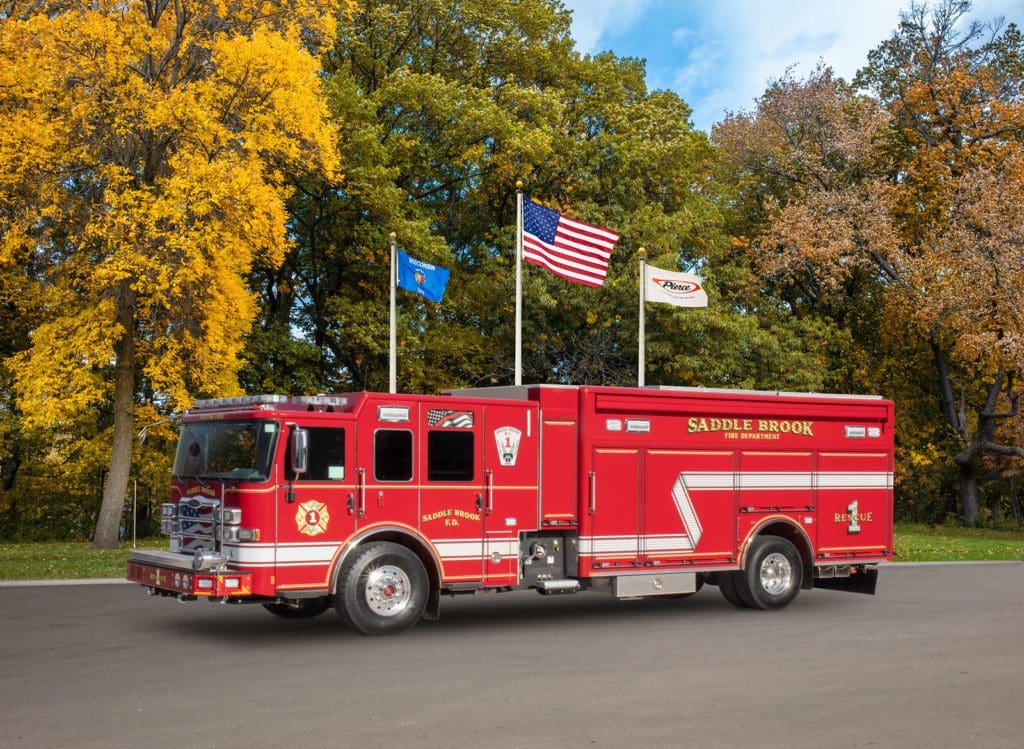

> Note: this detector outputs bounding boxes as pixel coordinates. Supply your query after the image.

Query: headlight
[216,508,242,524]
[218,526,258,542]
[160,520,176,535]
[160,503,177,518]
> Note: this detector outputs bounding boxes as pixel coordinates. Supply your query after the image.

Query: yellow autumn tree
[0,1,340,547]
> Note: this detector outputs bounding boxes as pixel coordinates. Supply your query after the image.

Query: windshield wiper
[173,473,213,492]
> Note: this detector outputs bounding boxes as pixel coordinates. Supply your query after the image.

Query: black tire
[734,536,803,610]
[334,542,428,635]
[262,597,330,619]
[717,572,749,608]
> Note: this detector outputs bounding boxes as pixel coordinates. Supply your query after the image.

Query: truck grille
[172,496,220,553]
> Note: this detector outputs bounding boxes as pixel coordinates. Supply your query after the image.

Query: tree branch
[930,334,961,436]
[980,442,1024,459]
[868,249,901,282]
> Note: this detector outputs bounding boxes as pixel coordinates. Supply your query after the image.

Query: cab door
[275,424,355,592]
[481,403,539,585]
[418,403,485,585]
[355,403,421,535]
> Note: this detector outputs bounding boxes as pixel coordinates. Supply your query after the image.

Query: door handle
[357,468,366,518]
[588,471,597,515]
[484,470,494,514]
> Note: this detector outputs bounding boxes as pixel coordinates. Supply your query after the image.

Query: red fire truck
[127,385,894,635]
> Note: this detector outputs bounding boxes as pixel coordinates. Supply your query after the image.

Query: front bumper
[127,549,253,598]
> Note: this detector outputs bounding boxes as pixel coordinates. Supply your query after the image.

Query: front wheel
[734,536,803,610]
[334,542,429,635]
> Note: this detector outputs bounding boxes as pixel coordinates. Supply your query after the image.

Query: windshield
[173,420,279,482]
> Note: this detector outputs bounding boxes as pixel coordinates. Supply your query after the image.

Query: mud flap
[813,566,878,595]
[422,589,441,620]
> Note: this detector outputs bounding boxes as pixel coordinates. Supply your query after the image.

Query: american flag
[427,409,474,428]
[522,198,620,287]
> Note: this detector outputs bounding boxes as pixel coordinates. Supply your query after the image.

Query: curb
[881,560,1023,567]
[0,578,133,588]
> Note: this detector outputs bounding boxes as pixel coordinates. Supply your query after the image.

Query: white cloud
[560,0,652,53]
[671,41,722,94]
[682,0,907,128]
[560,0,1021,132]
[671,26,697,44]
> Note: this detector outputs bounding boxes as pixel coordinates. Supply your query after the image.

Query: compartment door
[816,452,892,557]
[738,450,814,512]
[642,450,736,566]
[588,447,641,569]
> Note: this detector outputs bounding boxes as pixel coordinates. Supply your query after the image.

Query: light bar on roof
[192,395,288,409]
[294,395,349,408]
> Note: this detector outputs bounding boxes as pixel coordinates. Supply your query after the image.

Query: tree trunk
[956,452,980,524]
[92,291,136,549]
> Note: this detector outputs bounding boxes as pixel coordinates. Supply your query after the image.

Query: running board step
[538,579,581,595]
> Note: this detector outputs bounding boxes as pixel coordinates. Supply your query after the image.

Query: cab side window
[375,430,413,481]
[286,428,346,482]
[427,431,474,481]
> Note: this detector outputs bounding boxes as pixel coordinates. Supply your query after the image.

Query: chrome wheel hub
[364,565,412,617]
[759,552,793,595]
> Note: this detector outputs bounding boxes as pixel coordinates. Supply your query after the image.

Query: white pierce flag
[644,265,708,308]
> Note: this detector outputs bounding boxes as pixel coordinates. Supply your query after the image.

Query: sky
[560,0,1021,133]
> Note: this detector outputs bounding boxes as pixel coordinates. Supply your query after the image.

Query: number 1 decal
[847,500,861,534]
[493,426,522,467]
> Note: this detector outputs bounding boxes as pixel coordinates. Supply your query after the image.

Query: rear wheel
[717,572,748,608]
[334,542,428,635]
[734,536,803,610]
[262,597,330,619]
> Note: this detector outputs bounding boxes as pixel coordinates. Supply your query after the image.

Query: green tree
[245,0,832,400]
[244,0,571,394]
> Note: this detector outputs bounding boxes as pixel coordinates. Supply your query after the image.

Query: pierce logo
[653,278,702,296]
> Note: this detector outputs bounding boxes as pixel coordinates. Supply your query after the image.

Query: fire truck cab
[127,385,894,634]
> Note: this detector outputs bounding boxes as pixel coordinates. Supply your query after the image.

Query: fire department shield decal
[493,426,522,467]
[296,500,330,536]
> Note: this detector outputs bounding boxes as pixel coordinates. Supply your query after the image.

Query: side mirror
[290,428,309,476]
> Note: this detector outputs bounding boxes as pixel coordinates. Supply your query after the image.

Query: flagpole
[638,247,646,387]
[515,181,523,387]
[389,232,397,394]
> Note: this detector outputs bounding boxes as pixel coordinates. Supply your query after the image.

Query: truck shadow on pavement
[140,586,860,645]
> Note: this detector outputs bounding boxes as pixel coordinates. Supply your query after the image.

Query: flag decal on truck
[427,409,474,428]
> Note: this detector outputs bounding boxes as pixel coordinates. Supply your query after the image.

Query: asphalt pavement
[1,562,1021,748]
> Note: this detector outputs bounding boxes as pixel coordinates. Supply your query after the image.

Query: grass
[0,539,166,581]
[0,526,1022,580]
[894,522,1024,562]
